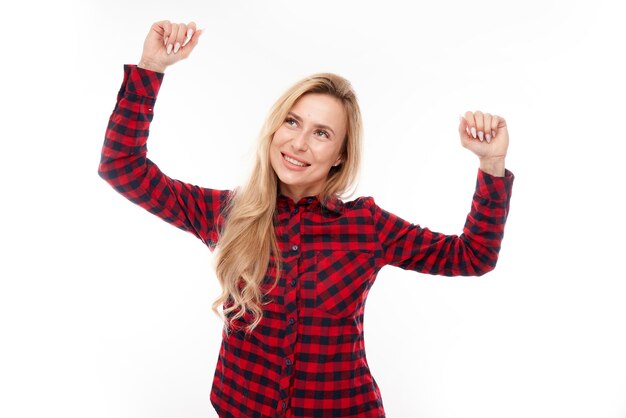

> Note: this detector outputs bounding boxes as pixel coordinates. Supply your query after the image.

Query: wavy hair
[212,73,362,334]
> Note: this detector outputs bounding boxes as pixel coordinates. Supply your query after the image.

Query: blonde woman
[99,20,514,418]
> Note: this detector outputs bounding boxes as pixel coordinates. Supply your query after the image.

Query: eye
[315,129,330,139]
[285,117,298,127]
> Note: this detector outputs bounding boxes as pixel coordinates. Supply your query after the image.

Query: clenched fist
[459,111,509,177]
[138,20,202,73]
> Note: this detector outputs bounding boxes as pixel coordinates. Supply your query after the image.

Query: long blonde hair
[213,73,362,334]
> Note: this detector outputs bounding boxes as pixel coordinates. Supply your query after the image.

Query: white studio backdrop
[1,0,625,417]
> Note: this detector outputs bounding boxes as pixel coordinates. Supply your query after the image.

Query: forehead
[290,93,347,128]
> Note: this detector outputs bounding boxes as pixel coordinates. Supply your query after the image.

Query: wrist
[479,157,506,177]
[137,58,166,73]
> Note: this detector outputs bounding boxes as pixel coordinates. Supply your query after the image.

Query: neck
[279,185,319,203]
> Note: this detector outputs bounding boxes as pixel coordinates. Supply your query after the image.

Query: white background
[2,0,625,417]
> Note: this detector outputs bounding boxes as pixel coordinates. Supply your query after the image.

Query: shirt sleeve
[370,169,514,276]
[98,64,231,248]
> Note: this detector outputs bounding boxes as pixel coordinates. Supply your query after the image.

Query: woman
[99,20,514,418]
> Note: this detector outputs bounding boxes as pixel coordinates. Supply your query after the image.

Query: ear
[332,157,343,167]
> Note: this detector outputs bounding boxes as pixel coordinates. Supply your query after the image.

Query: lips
[282,153,310,167]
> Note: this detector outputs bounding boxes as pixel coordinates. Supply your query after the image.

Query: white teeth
[284,155,308,167]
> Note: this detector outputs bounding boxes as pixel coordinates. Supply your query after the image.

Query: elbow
[475,265,495,277]
[473,257,499,277]
[468,240,502,277]
[97,159,113,184]
[97,163,107,181]
[462,247,500,277]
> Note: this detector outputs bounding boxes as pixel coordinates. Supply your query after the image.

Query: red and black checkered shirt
[99,65,514,417]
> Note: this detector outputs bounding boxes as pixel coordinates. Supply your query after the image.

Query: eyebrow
[287,112,336,136]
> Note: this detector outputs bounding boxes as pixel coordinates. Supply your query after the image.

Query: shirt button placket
[279,203,301,412]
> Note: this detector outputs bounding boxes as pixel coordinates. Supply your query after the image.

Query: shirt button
[291,244,299,252]
[282,401,287,409]
[286,358,292,366]
[290,279,296,287]
[288,317,295,325]
[293,207,299,214]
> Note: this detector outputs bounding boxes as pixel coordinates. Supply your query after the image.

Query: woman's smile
[281,152,311,169]
[269,93,347,201]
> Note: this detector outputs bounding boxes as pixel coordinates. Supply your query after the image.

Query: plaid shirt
[99,65,514,417]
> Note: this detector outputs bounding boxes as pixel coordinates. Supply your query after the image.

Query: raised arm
[371,169,513,276]
[373,110,514,276]
[98,21,230,248]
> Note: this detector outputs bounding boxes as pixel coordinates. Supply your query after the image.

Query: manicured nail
[466,127,470,135]
[182,29,193,46]
[478,131,484,141]
[470,127,477,139]
[492,130,496,138]
[174,42,181,53]
[486,134,491,143]
[167,43,173,54]
[164,36,169,46]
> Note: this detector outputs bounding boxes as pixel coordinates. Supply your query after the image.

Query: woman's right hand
[138,20,202,73]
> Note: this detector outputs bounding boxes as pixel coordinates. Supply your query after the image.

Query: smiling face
[269,93,348,202]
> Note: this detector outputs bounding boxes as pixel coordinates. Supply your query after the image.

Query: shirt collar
[321,195,344,214]
[276,194,344,215]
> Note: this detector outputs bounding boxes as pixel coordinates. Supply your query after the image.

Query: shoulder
[332,196,379,215]
[341,196,376,209]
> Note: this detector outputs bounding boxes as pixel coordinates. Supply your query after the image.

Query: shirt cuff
[120,64,165,98]
[475,168,514,201]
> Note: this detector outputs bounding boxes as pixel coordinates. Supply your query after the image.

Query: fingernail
[167,43,173,55]
[478,131,484,141]
[174,42,181,53]
[164,36,169,46]
[492,130,496,138]
[182,29,194,46]
[486,134,491,143]
[466,127,470,135]
[470,127,477,139]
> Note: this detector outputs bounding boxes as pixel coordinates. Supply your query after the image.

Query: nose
[290,131,308,152]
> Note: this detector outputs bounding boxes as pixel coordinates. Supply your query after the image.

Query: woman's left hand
[459,111,509,176]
